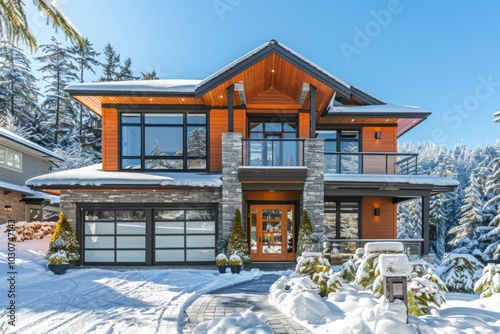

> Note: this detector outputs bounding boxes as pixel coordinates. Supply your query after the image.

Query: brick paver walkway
[186,274,312,333]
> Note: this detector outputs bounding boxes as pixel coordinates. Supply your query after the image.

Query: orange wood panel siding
[362,126,397,174]
[299,112,310,138]
[361,197,396,239]
[245,191,299,202]
[102,108,119,171]
[234,109,245,134]
[209,109,228,172]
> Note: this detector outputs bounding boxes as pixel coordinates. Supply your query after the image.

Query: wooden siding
[246,87,302,109]
[209,109,228,172]
[102,108,119,171]
[0,154,51,185]
[362,126,397,174]
[361,197,396,239]
[299,112,310,138]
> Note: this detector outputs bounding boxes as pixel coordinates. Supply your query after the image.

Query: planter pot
[48,263,70,275]
[217,265,227,274]
[230,265,242,274]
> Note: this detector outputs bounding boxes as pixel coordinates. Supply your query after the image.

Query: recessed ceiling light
[149,98,153,101]
[272,69,275,73]
[385,119,389,122]
[220,95,223,98]
[351,119,355,122]
[181,98,185,102]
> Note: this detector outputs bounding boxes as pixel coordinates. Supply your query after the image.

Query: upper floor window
[317,130,360,173]
[120,112,207,171]
[0,145,22,171]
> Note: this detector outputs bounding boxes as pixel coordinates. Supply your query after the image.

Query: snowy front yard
[1,233,499,333]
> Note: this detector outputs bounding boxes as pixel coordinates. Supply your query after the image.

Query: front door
[249,204,295,261]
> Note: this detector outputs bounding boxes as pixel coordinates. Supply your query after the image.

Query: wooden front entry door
[249,204,295,261]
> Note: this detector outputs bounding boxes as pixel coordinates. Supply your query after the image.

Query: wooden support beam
[227,84,234,132]
[310,85,316,138]
[421,195,430,255]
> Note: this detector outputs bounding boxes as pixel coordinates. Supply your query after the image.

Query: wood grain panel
[209,109,228,172]
[102,108,119,171]
[299,112,310,138]
[245,191,299,201]
[362,127,397,174]
[362,197,396,239]
[234,109,245,134]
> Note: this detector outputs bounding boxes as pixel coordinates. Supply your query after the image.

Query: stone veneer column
[222,132,243,240]
[303,138,324,244]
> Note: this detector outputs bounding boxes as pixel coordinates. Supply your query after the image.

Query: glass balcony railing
[242,139,305,167]
[324,152,418,175]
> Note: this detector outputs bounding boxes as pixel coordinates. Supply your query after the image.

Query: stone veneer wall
[303,138,325,242]
[221,132,243,240]
[0,192,25,223]
[60,190,222,235]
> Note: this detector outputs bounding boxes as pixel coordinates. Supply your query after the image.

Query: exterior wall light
[375,131,382,140]
[4,205,12,212]
[374,208,380,216]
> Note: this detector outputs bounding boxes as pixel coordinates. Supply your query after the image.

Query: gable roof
[0,128,64,162]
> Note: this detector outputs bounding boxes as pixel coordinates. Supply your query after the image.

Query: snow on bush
[364,242,405,254]
[355,242,403,289]
[339,248,364,283]
[312,270,343,297]
[3,221,56,241]
[438,253,483,293]
[407,275,446,317]
[295,254,331,277]
[474,263,500,298]
[193,310,272,334]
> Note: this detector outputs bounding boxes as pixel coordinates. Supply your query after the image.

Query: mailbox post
[379,254,412,323]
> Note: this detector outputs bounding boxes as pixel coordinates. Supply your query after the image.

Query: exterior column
[310,85,316,138]
[303,138,324,247]
[421,195,430,255]
[222,132,242,240]
[227,84,234,132]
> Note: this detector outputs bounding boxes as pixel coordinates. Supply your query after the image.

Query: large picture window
[324,199,360,253]
[120,112,207,170]
[317,130,360,173]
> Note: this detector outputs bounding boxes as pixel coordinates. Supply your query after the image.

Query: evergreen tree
[483,158,500,261]
[296,209,314,258]
[227,209,251,264]
[46,211,80,262]
[141,70,159,80]
[35,36,79,146]
[99,42,120,81]
[117,57,138,81]
[493,110,500,123]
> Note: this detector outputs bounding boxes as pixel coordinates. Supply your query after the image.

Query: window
[324,200,360,253]
[317,130,360,173]
[120,112,207,171]
[0,145,22,171]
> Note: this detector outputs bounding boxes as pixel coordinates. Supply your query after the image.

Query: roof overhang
[238,166,307,190]
[0,181,35,196]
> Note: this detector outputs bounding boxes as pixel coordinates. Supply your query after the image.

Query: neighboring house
[27,40,459,266]
[0,127,64,223]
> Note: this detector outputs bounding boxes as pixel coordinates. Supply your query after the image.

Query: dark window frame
[324,198,361,240]
[317,129,361,173]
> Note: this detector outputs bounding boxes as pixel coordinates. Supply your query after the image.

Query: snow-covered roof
[26,164,222,188]
[0,127,64,161]
[379,254,412,277]
[324,173,460,187]
[24,190,60,205]
[326,103,430,116]
[365,242,404,254]
[0,180,35,195]
[65,79,201,95]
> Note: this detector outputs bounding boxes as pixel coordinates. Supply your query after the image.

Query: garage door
[82,207,217,265]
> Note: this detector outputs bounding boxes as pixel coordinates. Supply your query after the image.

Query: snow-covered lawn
[1,232,499,334]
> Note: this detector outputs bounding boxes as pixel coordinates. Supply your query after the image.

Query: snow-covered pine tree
[296,209,314,259]
[448,174,484,257]
[117,58,138,81]
[0,40,39,131]
[99,42,120,81]
[141,70,159,80]
[227,209,251,264]
[483,157,500,261]
[493,110,500,123]
[187,127,207,169]
[35,36,79,147]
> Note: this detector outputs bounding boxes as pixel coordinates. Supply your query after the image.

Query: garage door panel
[85,250,114,262]
[155,221,184,234]
[156,249,185,262]
[186,235,215,248]
[85,236,115,249]
[85,222,114,235]
[155,235,184,248]
[117,236,145,248]
[116,222,146,234]
[117,250,145,262]
[187,249,214,261]
[186,221,215,234]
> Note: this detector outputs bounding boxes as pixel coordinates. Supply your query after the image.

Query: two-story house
[27,40,459,266]
[0,127,64,223]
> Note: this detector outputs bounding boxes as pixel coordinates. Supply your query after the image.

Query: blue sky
[29,0,500,147]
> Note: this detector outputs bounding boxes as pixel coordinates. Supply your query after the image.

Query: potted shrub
[47,238,70,274]
[216,253,228,274]
[45,211,80,273]
[227,209,251,264]
[229,254,243,274]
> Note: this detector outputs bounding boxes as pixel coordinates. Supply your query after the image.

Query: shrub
[339,248,364,283]
[408,277,446,316]
[295,254,330,278]
[229,254,242,265]
[215,253,228,266]
[227,209,251,264]
[312,270,342,297]
[439,253,483,293]
[3,221,56,241]
[46,212,80,263]
[474,263,500,298]
[296,210,314,259]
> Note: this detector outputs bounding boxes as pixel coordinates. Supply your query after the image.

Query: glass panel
[263,245,282,254]
[263,221,281,232]
[324,155,338,173]
[340,213,358,239]
[116,222,146,234]
[0,146,4,164]
[340,130,359,139]
[145,126,183,156]
[324,141,337,153]
[251,210,257,254]
[121,113,141,124]
[186,235,215,247]
[116,211,146,220]
[122,158,141,169]
[117,236,145,248]
[249,133,263,139]
[186,221,215,234]
[156,249,184,262]
[282,141,298,166]
[287,209,293,253]
[187,159,206,169]
[249,122,263,132]
[85,250,114,262]
[265,122,282,132]
[187,249,214,261]
[155,221,184,234]
[84,236,114,248]
[316,131,337,139]
[187,114,206,124]
[116,250,145,262]
[145,158,183,169]
[43,210,59,222]
[341,155,360,174]
[155,235,184,248]
[324,202,337,239]
[284,123,297,132]
[156,210,184,220]
[186,210,215,221]
[121,125,141,156]
[84,211,114,221]
[341,141,359,153]
[262,210,282,220]
[187,126,206,157]
[145,113,183,124]
[85,222,114,235]
[261,233,282,244]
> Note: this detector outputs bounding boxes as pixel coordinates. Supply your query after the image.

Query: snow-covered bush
[46,212,80,262]
[215,253,228,266]
[339,248,364,283]
[3,221,56,241]
[228,254,242,265]
[438,253,483,293]
[295,253,330,278]
[48,249,69,265]
[355,242,403,289]
[408,277,446,316]
[296,209,314,258]
[474,263,500,298]
[312,270,342,297]
[227,209,251,264]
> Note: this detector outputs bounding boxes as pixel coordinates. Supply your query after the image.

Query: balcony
[324,152,418,175]
[242,139,305,167]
